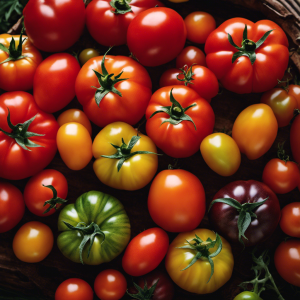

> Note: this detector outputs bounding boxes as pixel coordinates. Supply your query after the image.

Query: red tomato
[55,278,93,300]
[94,269,127,300]
[280,202,300,237]
[33,53,80,113]
[24,169,68,217]
[148,169,206,232]
[289,84,300,108]
[122,228,169,276]
[291,114,300,164]
[0,92,59,180]
[127,7,186,66]
[23,0,85,52]
[176,46,206,68]
[86,0,163,46]
[0,182,24,233]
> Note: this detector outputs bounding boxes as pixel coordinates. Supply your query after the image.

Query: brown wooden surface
[1,0,300,299]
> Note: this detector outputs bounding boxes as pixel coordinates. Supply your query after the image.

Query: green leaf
[227,33,243,50]
[249,51,256,65]
[237,211,251,243]
[243,24,248,40]
[232,51,248,63]
[181,252,202,271]
[0,43,9,53]
[127,135,141,150]
[208,197,242,212]
[255,29,274,49]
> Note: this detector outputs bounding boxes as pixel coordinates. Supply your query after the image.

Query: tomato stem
[42,185,68,214]
[110,0,132,14]
[127,280,159,300]
[176,64,195,86]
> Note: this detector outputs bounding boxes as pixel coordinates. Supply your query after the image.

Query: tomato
[127,7,186,67]
[288,84,300,108]
[165,229,234,294]
[185,12,216,44]
[148,169,206,232]
[274,240,300,287]
[145,86,215,158]
[57,122,93,171]
[57,109,92,136]
[280,202,300,237]
[291,114,300,164]
[24,169,68,217]
[200,133,241,176]
[0,32,42,92]
[75,50,152,128]
[94,269,127,300]
[55,278,93,300]
[0,182,24,233]
[13,221,54,263]
[122,228,169,276]
[176,46,206,68]
[233,291,262,300]
[86,0,163,47]
[57,191,130,265]
[92,122,158,190]
[78,48,100,66]
[33,53,80,113]
[232,104,278,160]
[0,91,59,180]
[23,0,85,52]
[205,18,289,94]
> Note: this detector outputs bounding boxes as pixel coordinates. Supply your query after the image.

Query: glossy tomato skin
[78,48,100,66]
[122,228,169,276]
[127,8,186,67]
[0,182,24,233]
[23,0,85,52]
[33,53,80,113]
[289,84,300,108]
[0,92,59,180]
[209,180,281,246]
[0,34,42,92]
[176,46,206,68]
[233,291,262,300]
[148,169,206,232]
[280,202,300,237]
[291,114,300,164]
[205,18,289,94]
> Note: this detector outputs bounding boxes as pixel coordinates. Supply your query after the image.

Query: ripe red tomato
[127,7,186,66]
[0,182,25,233]
[33,53,80,113]
[122,228,169,276]
[23,0,85,52]
[289,84,300,108]
[291,114,300,164]
[176,46,206,68]
[148,169,206,232]
[280,202,300,237]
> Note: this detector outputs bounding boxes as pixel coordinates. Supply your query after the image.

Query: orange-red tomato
[176,46,206,68]
[291,114,300,164]
[280,202,300,237]
[288,84,300,108]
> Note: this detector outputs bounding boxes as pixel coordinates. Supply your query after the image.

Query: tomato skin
[127,8,187,67]
[176,46,206,68]
[288,84,300,108]
[291,114,300,164]
[233,291,262,300]
[13,221,54,263]
[0,182,25,233]
[23,0,85,52]
[280,202,300,237]
[122,228,169,276]
[78,48,100,66]
[148,169,206,232]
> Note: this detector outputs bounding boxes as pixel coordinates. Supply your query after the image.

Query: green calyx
[177,234,222,283]
[110,0,132,14]
[0,108,44,151]
[92,47,128,106]
[277,142,290,163]
[176,65,195,86]
[149,88,197,130]
[42,185,67,214]
[209,197,269,246]
[63,221,105,264]
[228,24,274,65]
[127,280,159,300]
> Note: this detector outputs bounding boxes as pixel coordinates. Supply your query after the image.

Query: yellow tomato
[165,229,234,294]
[92,122,158,190]
[232,104,278,160]
[200,133,241,176]
[57,122,93,170]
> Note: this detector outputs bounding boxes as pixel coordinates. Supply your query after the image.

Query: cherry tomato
[94,269,127,300]
[288,84,300,108]
[291,114,300,164]
[13,221,54,263]
[176,46,206,68]
[0,182,24,233]
[234,291,262,300]
[78,48,100,66]
[280,202,300,237]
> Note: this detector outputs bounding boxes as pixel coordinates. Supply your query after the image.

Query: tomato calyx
[176,65,195,86]
[42,185,67,214]
[110,0,132,14]
[277,142,290,163]
[127,280,159,300]
[228,24,274,65]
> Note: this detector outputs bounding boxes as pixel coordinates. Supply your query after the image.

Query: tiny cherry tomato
[291,114,300,164]
[176,46,206,68]
[78,48,100,65]
[280,202,300,237]
[94,269,127,300]
[233,291,262,300]
[13,221,54,263]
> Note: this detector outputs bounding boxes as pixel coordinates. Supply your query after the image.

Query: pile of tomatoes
[0,0,300,299]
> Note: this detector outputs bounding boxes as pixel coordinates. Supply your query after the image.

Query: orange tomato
[280,202,300,237]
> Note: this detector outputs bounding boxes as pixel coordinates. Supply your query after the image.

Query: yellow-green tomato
[79,48,100,65]
[233,291,263,300]
[200,133,241,176]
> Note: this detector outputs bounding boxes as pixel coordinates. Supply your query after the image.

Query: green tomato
[57,191,131,265]
[79,48,100,65]
[234,291,263,300]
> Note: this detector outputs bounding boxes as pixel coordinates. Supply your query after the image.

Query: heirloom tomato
[75,50,152,127]
[280,202,300,237]
[78,48,100,66]
[233,292,262,300]
[176,46,206,68]
[57,191,130,265]
[23,0,85,52]
[92,122,158,190]
[291,114,300,164]
[165,229,234,294]
[145,86,215,158]
[0,92,58,180]
[86,0,163,47]
[205,18,289,93]
[127,7,186,67]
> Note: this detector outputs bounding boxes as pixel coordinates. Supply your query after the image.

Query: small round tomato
[78,48,100,66]
[233,291,262,300]
[148,169,206,232]
[122,228,169,276]
[176,46,206,68]
[185,12,216,44]
[291,114,300,164]
[13,221,54,263]
[0,182,24,233]
[200,133,241,176]
[55,278,93,300]
[289,84,300,108]
[274,240,300,287]
[24,169,68,217]
[94,270,127,300]
[280,202,300,237]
